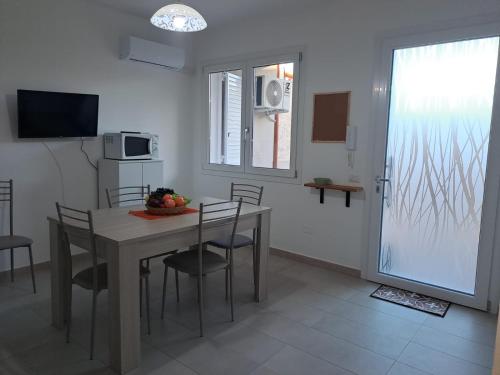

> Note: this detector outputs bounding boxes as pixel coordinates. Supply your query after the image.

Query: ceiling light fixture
[151,3,207,32]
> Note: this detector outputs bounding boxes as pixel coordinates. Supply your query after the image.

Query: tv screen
[17,90,99,138]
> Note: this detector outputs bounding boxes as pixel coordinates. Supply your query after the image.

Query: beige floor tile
[399,342,491,375]
[412,325,494,368]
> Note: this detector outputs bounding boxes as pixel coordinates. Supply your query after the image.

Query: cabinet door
[118,162,143,188]
[142,162,163,191]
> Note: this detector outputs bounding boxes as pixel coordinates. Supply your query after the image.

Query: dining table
[47,197,271,374]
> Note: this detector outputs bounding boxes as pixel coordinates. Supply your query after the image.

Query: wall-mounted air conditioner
[254,76,292,113]
[120,36,185,71]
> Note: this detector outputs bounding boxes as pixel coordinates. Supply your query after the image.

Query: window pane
[208,70,242,166]
[252,63,294,169]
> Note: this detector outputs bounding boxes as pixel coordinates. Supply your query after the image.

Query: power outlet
[302,225,313,236]
[349,174,360,183]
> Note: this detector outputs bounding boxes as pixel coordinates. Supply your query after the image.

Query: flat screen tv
[17,90,99,138]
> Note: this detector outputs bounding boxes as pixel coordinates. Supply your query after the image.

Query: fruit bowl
[144,188,192,216]
[145,205,187,215]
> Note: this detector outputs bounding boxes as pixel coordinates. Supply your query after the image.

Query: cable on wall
[80,138,97,170]
[42,142,66,205]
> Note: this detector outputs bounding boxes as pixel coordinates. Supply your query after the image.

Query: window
[204,53,301,179]
[208,69,243,166]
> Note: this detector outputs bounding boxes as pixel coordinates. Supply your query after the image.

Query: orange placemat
[129,207,199,220]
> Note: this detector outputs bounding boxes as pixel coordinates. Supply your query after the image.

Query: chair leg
[139,260,144,318]
[145,276,151,335]
[197,273,204,337]
[90,291,97,360]
[139,277,143,318]
[175,270,180,302]
[28,245,36,294]
[66,284,72,344]
[161,265,168,320]
[252,229,258,294]
[229,265,234,322]
[225,248,229,301]
[10,248,14,282]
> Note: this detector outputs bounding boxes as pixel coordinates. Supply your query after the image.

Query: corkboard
[312,91,350,143]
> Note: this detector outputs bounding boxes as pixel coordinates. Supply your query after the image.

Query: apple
[162,194,173,202]
[164,198,176,208]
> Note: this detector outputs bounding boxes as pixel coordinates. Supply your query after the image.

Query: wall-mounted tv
[17,90,99,138]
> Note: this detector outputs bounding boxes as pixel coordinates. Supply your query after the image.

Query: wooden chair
[160,198,243,336]
[55,202,152,359]
[207,183,263,295]
[0,179,36,293]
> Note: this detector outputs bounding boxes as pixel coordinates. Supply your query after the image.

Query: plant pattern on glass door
[380,37,499,294]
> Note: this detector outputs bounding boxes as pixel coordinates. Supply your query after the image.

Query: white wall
[0,0,195,272]
[191,0,500,302]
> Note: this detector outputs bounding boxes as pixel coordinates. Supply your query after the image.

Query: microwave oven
[103,132,159,160]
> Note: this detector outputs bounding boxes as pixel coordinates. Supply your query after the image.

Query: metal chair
[207,183,263,295]
[105,185,150,208]
[0,180,36,293]
[105,185,177,318]
[55,202,152,360]
[161,198,243,337]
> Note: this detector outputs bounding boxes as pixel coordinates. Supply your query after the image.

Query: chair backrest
[197,198,243,275]
[105,185,150,208]
[0,180,13,236]
[230,183,263,206]
[55,202,98,289]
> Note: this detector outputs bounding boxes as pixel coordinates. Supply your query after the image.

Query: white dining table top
[47,197,271,245]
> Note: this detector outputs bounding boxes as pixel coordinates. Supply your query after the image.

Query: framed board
[312,91,350,143]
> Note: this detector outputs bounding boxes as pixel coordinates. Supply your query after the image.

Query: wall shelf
[304,182,363,207]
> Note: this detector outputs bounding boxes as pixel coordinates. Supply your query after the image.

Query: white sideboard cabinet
[98,159,164,208]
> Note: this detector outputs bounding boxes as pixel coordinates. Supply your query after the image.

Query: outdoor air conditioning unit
[254,76,292,113]
[120,36,185,71]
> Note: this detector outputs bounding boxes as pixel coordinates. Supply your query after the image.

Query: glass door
[367,30,500,309]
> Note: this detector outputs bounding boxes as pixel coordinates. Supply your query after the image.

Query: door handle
[375,175,392,207]
[375,175,390,184]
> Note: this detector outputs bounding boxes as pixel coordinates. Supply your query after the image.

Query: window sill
[200,166,302,185]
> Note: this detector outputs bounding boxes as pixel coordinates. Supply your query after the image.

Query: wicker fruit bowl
[144,188,191,216]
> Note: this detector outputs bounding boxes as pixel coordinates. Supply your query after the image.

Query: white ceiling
[90,0,325,28]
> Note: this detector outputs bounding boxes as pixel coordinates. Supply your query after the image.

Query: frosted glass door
[379,37,499,294]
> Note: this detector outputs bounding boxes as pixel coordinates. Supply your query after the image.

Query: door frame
[364,19,500,310]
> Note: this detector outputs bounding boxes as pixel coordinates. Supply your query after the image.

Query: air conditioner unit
[120,36,185,71]
[254,76,292,113]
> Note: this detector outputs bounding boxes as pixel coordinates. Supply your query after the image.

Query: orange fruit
[174,196,185,207]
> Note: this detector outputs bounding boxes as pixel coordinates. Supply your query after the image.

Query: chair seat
[0,235,33,250]
[73,263,150,291]
[207,234,254,249]
[164,250,228,275]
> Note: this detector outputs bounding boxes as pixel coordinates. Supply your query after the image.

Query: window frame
[202,62,246,173]
[201,50,302,181]
[244,52,301,178]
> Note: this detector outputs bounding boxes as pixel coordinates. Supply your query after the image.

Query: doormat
[370,285,451,317]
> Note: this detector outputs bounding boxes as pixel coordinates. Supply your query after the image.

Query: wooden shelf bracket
[304,182,363,207]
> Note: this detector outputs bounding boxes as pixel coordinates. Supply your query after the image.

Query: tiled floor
[0,247,497,375]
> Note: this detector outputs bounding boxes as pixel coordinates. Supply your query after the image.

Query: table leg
[255,210,270,302]
[107,244,141,374]
[49,220,67,329]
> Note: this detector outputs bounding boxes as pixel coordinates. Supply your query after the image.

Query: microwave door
[124,136,151,159]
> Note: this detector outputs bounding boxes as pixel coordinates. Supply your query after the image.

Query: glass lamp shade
[151,3,207,32]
